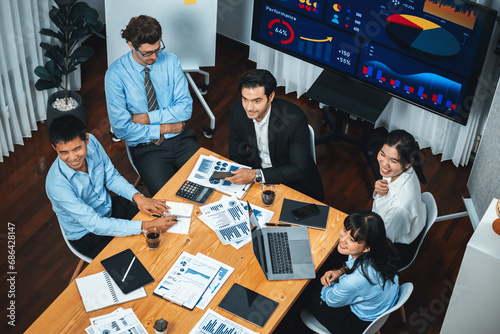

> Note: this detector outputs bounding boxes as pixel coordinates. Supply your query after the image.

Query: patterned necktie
[145,67,164,145]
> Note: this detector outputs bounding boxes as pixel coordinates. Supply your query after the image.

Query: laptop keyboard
[268,232,293,274]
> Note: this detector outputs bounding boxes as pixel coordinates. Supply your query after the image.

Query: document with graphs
[189,309,258,334]
[153,252,220,310]
[198,196,251,249]
[187,154,251,199]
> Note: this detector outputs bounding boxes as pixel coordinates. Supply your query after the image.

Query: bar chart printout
[190,309,258,334]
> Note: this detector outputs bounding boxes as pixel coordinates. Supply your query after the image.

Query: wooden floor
[0,35,473,334]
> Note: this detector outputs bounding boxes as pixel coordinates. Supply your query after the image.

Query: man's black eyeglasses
[133,40,165,57]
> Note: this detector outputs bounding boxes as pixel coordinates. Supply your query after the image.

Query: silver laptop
[247,202,315,280]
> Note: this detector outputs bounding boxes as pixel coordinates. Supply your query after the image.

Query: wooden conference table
[27,148,346,333]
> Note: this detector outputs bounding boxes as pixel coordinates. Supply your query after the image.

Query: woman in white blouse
[372,129,427,268]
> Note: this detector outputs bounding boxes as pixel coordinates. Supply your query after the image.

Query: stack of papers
[187,154,252,198]
[153,252,233,310]
[85,308,147,334]
[199,196,274,249]
[190,309,258,334]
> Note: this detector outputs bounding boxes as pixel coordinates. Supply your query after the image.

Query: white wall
[217,0,253,45]
[84,0,254,45]
[104,0,216,69]
[468,79,500,219]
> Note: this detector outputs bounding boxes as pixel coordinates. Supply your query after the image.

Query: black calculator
[176,180,214,204]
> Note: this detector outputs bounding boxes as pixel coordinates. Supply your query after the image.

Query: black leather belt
[135,142,154,147]
[135,135,175,147]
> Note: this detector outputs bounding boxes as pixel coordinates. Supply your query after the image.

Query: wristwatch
[254,169,263,183]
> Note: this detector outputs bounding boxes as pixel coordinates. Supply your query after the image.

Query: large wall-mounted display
[252,0,497,125]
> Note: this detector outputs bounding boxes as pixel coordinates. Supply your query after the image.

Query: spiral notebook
[75,271,147,312]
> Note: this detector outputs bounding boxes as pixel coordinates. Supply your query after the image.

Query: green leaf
[72,45,93,60]
[91,21,104,34]
[39,28,60,39]
[72,2,91,18]
[69,27,88,42]
[40,42,56,52]
[89,25,105,39]
[55,0,76,8]
[34,66,50,79]
[49,7,67,32]
[46,60,57,74]
[45,48,67,71]
[69,45,93,68]
[35,78,59,91]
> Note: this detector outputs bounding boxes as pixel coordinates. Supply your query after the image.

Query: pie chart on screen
[385,14,460,62]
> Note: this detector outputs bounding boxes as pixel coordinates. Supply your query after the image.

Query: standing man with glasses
[105,15,199,196]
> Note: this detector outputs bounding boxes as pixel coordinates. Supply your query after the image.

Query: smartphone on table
[210,171,234,180]
[291,203,320,220]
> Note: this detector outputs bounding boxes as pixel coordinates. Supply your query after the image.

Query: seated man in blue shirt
[46,115,177,259]
[105,15,200,196]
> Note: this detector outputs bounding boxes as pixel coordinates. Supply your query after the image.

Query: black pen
[153,214,179,222]
[266,223,291,227]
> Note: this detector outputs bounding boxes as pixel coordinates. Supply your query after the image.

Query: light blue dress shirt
[321,256,399,322]
[105,51,193,147]
[46,134,141,240]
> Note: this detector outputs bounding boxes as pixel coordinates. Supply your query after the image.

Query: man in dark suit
[227,69,324,201]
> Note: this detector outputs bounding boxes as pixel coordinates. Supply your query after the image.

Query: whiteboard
[104,0,217,70]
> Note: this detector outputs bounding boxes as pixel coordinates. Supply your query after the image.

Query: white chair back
[58,222,92,264]
[362,283,414,334]
[301,283,414,334]
[300,308,331,334]
[125,145,142,188]
[399,192,438,271]
[126,144,140,175]
[308,124,316,163]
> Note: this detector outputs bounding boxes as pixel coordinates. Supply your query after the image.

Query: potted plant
[34,0,104,127]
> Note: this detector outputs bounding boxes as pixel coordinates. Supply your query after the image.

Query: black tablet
[101,249,154,294]
[218,283,279,327]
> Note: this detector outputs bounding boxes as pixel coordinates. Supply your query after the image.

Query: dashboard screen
[252,0,497,125]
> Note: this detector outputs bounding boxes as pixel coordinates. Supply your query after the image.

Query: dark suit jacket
[229,98,324,201]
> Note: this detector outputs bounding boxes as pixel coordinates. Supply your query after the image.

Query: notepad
[101,249,154,294]
[75,271,147,312]
[279,198,330,230]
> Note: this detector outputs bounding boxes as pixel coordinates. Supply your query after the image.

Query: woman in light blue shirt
[308,211,400,334]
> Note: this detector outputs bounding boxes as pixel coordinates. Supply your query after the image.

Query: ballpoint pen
[265,223,291,227]
[122,256,136,282]
[165,214,191,219]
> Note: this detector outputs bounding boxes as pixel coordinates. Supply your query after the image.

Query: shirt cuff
[260,169,267,184]
[148,110,160,124]
[149,124,161,140]
[131,220,143,235]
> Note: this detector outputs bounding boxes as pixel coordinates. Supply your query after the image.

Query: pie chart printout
[386,14,460,62]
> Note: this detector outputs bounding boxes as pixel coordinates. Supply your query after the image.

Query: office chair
[395,192,437,322]
[300,283,414,334]
[125,144,142,188]
[58,221,92,284]
[308,124,316,163]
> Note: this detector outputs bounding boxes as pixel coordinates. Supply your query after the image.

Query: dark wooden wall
[0,35,473,334]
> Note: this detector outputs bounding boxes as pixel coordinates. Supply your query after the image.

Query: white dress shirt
[372,167,426,244]
[253,104,273,169]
